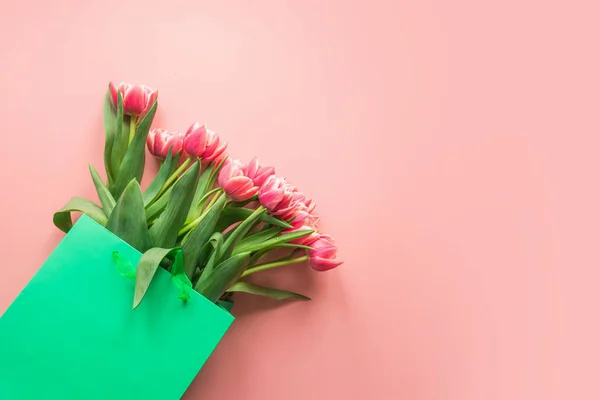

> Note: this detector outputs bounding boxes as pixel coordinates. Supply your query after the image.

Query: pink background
[1,1,599,399]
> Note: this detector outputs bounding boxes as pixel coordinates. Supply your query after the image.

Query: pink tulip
[258,176,319,223]
[183,123,227,163]
[147,128,183,160]
[258,175,286,211]
[244,157,275,187]
[304,198,316,214]
[218,159,259,201]
[309,234,343,271]
[284,219,319,246]
[109,81,158,118]
[272,183,304,220]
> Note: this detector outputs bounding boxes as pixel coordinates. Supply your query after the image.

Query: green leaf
[110,92,128,175]
[89,164,116,216]
[196,232,223,275]
[145,184,173,223]
[182,195,227,279]
[53,197,108,233]
[109,101,158,198]
[228,281,310,300]
[194,252,251,302]
[202,236,224,278]
[268,243,314,251]
[233,229,314,255]
[217,207,266,261]
[134,247,174,309]
[112,251,136,278]
[149,161,199,248]
[216,299,234,312]
[184,187,222,228]
[102,84,117,185]
[233,226,282,253]
[185,165,214,223]
[216,207,292,232]
[143,148,180,206]
[106,180,152,253]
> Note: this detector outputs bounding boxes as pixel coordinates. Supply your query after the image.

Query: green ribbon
[112,251,192,303]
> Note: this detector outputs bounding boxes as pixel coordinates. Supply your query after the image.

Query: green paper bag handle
[112,250,192,305]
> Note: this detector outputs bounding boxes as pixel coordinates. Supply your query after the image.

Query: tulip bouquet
[55,81,342,306]
[0,82,342,400]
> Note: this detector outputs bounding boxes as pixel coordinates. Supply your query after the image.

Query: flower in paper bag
[183,123,227,163]
[309,234,343,271]
[218,159,259,201]
[147,128,183,160]
[109,81,158,117]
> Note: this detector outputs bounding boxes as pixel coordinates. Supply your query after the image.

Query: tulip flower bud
[218,159,259,201]
[309,234,343,271]
[272,183,305,220]
[183,123,227,163]
[147,129,183,160]
[244,157,275,187]
[109,81,158,118]
[258,175,286,211]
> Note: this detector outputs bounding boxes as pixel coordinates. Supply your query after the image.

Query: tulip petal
[309,257,343,271]
[231,187,259,202]
[225,176,254,196]
[204,139,227,162]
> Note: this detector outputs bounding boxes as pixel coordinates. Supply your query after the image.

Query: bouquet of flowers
[0,82,342,399]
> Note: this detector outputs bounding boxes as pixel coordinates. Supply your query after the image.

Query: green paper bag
[0,215,234,399]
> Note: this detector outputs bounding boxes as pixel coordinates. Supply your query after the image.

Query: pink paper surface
[1,1,599,399]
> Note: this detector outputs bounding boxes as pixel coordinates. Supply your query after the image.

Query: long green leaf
[191,157,227,218]
[53,197,107,233]
[145,184,173,223]
[233,226,282,253]
[201,236,224,279]
[149,161,199,248]
[194,252,250,302]
[89,164,116,216]
[185,164,213,223]
[106,180,152,252]
[217,207,265,261]
[110,101,158,198]
[228,281,310,300]
[134,247,176,309]
[110,92,127,175]
[182,195,226,279]
[196,232,223,275]
[102,85,117,185]
[216,207,292,232]
[268,243,314,251]
[233,229,314,255]
[185,187,222,227]
[143,148,180,206]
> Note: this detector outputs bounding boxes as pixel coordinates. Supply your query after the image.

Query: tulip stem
[203,190,222,213]
[152,158,193,202]
[241,255,308,277]
[128,118,136,144]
